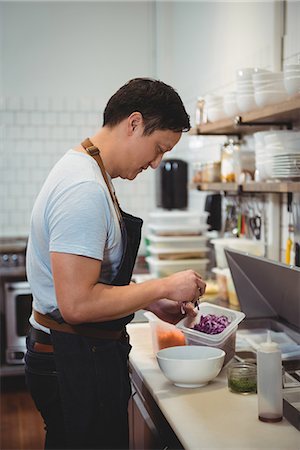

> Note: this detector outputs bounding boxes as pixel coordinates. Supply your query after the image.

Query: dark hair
[103,78,190,135]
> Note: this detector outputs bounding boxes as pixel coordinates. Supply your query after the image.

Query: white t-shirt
[27,149,122,331]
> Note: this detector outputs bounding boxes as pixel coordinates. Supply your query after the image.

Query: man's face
[122,127,182,180]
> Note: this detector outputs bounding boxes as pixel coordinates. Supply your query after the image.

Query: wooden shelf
[192,181,300,193]
[191,95,300,135]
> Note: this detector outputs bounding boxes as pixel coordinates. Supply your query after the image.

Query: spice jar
[227,362,257,395]
[221,140,241,183]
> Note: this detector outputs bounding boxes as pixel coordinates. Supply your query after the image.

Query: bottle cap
[259,330,279,352]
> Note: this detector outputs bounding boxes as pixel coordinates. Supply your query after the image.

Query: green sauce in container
[227,362,257,395]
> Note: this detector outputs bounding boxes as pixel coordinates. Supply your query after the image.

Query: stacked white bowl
[283,63,300,96]
[223,92,239,118]
[252,71,288,107]
[204,94,226,122]
[236,67,260,112]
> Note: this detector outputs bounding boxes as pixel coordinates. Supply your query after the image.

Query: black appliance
[204,194,222,231]
[156,159,188,210]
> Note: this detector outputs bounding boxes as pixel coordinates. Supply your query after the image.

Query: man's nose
[150,154,163,169]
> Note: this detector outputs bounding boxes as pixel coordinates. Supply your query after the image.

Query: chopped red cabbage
[193,314,231,335]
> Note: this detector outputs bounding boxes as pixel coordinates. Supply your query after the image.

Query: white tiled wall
[0,96,154,248]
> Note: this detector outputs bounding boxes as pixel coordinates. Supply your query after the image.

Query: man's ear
[128,112,143,135]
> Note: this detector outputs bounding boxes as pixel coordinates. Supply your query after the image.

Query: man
[25,78,206,449]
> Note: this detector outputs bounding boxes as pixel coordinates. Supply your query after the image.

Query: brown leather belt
[33,310,126,340]
[33,341,54,353]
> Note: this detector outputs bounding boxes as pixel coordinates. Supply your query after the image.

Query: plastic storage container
[145,256,210,278]
[149,210,208,226]
[147,245,210,260]
[146,234,208,250]
[148,223,208,236]
[210,238,264,269]
[176,302,245,366]
[144,312,186,354]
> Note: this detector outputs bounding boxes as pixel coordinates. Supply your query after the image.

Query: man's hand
[147,298,197,325]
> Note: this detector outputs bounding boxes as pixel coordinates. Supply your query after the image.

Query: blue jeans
[25,328,132,450]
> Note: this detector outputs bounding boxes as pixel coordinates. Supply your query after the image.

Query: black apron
[50,146,143,449]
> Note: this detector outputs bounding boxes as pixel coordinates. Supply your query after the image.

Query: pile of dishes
[236,67,259,112]
[146,210,210,278]
[284,63,300,95]
[223,92,239,118]
[204,94,226,122]
[252,71,288,107]
[254,130,300,181]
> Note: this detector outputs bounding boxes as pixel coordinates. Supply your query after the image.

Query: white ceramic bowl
[284,76,300,95]
[237,94,256,112]
[224,101,240,117]
[207,107,226,122]
[156,345,225,388]
[283,64,300,71]
[252,72,283,81]
[236,67,268,81]
[254,90,288,107]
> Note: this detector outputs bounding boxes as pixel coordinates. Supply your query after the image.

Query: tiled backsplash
[0,96,155,251]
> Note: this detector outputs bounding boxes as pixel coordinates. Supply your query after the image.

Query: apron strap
[81,138,123,224]
[33,310,125,340]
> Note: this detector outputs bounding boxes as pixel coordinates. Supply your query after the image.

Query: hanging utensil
[249,214,261,240]
[285,193,294,265]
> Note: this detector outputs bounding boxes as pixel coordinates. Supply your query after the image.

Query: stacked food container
[210,238,264,307]
[146,210,210,278]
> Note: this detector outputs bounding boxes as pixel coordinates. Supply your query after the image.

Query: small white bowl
[252,72,283,81]
[237,94,257,112]
[284,77,300,95]
[224,101,240,117]
[156,345,225,388]
[283,64,300,71]
[236,67,268,81]
[207,107,226,122]
[254,90,289,107]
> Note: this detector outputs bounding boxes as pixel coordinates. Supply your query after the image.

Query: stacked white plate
[236,67,266,112]
[204,94,226,122]
[146,210,210,278]
[283,63,300,96]
[253,130,300,180]
[252,71,288,107]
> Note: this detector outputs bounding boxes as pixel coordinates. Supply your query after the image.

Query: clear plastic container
[144,312,186,354]
[147,245,210,260]
[146,234,208,250]
[210,237,265,269]
[176,302,245,366]
[145,256,210,278]
[148,210,208,226]
[148,223,208,236]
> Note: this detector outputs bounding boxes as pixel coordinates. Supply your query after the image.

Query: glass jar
[195,97,207,127]
[221,140,241,183]
[227,362,257,395]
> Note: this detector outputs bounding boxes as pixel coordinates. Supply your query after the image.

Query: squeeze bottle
[257,331,283,422]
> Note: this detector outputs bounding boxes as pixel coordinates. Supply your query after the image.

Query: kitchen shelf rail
[190,96,300,135]
[192,181,300,194]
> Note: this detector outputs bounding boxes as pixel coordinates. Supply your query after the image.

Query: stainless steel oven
[4,281,32,364]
